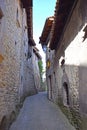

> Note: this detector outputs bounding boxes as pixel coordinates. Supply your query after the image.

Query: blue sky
[33,0,56,44]
[33,0,56,70]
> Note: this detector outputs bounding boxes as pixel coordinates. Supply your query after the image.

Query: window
[54,72,56,83]
[25,53,27,57]
[0,7,3,32]
[16,8,18,19]
[0,8,4,62]
[15,41,17,45]
[0,8,3,19]
[16,8,20,27]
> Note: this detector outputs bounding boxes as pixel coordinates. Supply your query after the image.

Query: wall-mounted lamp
[42,45,47,53]
[0,54,4,63]
[47,59,51,69]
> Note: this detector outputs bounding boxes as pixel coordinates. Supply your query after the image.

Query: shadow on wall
[63,82,70,107]
[79,65,87,115]
[58,57,87,130]
[62,63,87,114]
[0,116,8,130]
[0,111,17,130]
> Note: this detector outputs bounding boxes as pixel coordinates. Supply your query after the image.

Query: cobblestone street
[10,92,75,130]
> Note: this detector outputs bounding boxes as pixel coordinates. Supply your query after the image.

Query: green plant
[38,60,44,84]
[57,101,82,130]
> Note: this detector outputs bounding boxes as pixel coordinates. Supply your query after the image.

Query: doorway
[49,75,52,99]
[63,82,69,106]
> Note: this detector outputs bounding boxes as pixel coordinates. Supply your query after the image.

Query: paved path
[10,92,75,130]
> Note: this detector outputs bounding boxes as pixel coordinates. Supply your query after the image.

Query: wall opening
[16,8,20,27]
[9,111,16,125]
[0,8,3,19]
[49,75,52,99]
[63,82,69,106]
[54,72,56,83]
[0,116,7,130]
[0,7,3,34]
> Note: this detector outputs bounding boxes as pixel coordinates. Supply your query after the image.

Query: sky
[33,0,56,69]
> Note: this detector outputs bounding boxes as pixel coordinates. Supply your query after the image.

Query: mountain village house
[39,0,87,128]
[0,0,41,129]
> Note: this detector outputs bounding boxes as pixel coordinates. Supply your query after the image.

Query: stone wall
[32,48,41,91]
[54,0,87,114]
[0,0,23,125]
[24,52,37,97]
[0,0,38,129]
[66,65,79,109]
[46,0,87,115]
[46,47,59,103]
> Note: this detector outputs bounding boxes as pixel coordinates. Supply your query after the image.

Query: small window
[25,53,27,57]
[0,8,3,19]
[61,59,65,67]
[0,7,3,28]
[15,41,17,45]
[27,51,32,59]
[54,72,56,83]
[16,8,18,19]
[16,8,20,27]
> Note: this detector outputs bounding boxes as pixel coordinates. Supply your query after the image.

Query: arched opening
[63,82,69,106]
[9,111,16,125]
[0,116,7,130]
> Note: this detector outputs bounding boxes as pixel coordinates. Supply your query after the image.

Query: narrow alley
[10,92,75,130]
[1,0,87,129]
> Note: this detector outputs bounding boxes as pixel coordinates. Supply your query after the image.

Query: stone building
[25,46,42,96]
[0,0,40,129]
[40,0,87,120]
[32,47,42,91]
[39,16,55,97]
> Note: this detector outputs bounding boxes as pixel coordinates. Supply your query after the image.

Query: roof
[50,0,78,50]
[21,0,32,8]
[29,38,36,46]
[33,47,42,60]
[39,16,54,45]
[21,0,35,46]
